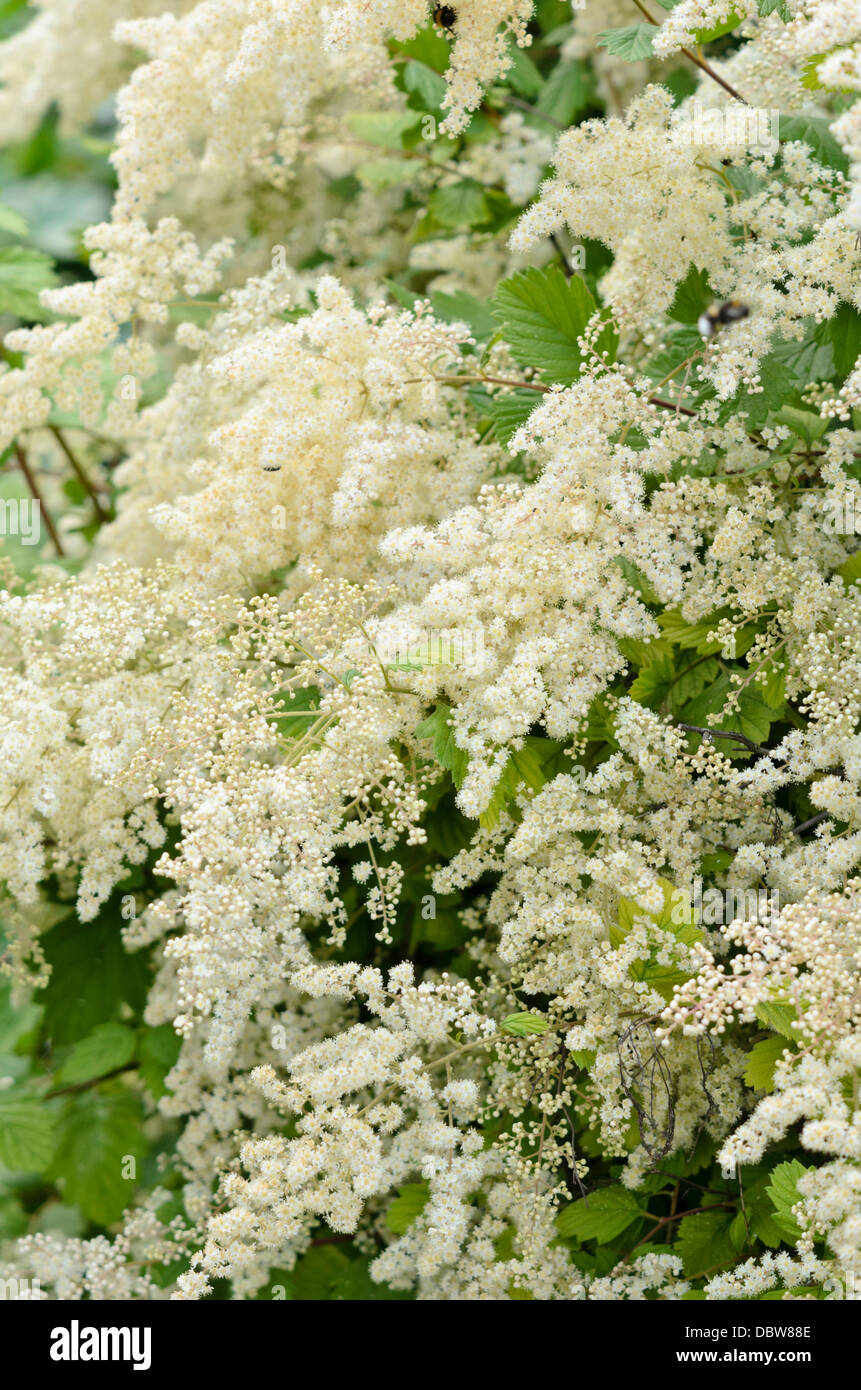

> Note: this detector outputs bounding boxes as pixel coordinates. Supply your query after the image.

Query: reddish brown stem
[13,443,64,556]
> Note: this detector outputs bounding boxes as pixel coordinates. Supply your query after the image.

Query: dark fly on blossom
[433,6,457,32]
[698,299,750,340]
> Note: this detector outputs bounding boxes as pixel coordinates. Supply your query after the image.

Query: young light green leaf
[837,552,861,588]
[596,25,655,62]
[0,203,28,237]
[0,245,57,318]
[754,1000,798,1040]
[355,159,412,190]
[500,1012,550,1037]
[346,111,423,149]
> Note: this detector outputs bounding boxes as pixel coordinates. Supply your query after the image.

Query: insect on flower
[698,299,750,340]
[433,6,457,32]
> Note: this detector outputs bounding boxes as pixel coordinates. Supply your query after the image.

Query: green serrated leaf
[479,737,562,829]
[614,556,660,606]
[0,1096,56,1171]
[758,658,786,711]
[614,877,702,1000]
[744,1035,790,1092]
[485,388,541,445]
[355,158,412,190]
[57,1023,137,1087]
[346,110,423,150]
[680,674,777,753]
[629,653,675,709]
[491,265,616,387]
[677,1210,736,1277]
[386,1181,430,1234]
[556,1186,643,1243]
[758,0,790,18]
[778,116,849,173]
[49,1090,145,1226]
[390,25,451,73]
[837,552,861,587]
[754,1000,798,1040]
[668,264,713,326]
[40,909,150,1048]
[429,181,490,228]
[503,37,544,99]
[415,703,469,788]
[658,608,732,653]
[766,1160,809,1243]
[402,60,447,113]
[138,1024,182,1098]
[816,304,861,380]
[729,1208,749,1251]
[535,59,594,126]
[693,9,744,43]
[500,1011,550,1037]
[428,290,497,341]
[0,245,57,319]
[775,405,829,445]
[596,25,654,62]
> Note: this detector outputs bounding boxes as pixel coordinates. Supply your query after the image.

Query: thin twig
[49,426,112,522]
[625,1201,736,1259]
[13,443,64,555]
[46,1062,139,1100]
[629,0,746,103]
[648,396,698,417]
[792,810,831,837]
[677,722,766,755]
